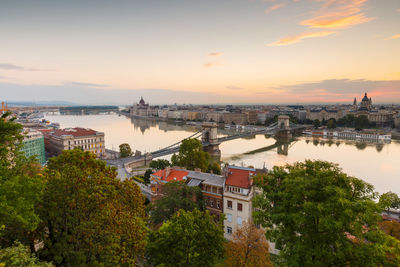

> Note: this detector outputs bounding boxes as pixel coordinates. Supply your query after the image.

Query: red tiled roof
[46,127,98,137]
[152,168,189,182]
[225,166,256,189]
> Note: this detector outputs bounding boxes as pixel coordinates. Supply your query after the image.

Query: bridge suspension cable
[150,129,203,154]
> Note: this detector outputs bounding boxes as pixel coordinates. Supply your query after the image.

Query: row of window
[205,197,221,209]
[227,200,242,211]
[226,185,245,194]
[203,185,223,195]
[68,138,103,145]
[226,213,242,225]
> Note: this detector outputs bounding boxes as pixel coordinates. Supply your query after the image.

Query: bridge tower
[202,122,221,159]
[276,115,292,138]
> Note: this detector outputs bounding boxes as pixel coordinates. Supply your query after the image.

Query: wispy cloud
[63,81,110,88]
[268,31,335,46]
[204,52,223,67]
[208,52,222,57]
[0,63,49,71]
[385,34,400,40]
[265,3,286,14]
[226,85,243,90]
[269,0,373,46]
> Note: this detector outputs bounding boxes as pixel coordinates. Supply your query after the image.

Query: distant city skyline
[0,0,399,104]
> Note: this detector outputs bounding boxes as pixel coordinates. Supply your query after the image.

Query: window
[210,199,214,207]
[237,216,242,225]
[226,213,232,222]
[227,200,232,209]
[217,200,220,209]
[227,227,232,234]
[237,203,243,211]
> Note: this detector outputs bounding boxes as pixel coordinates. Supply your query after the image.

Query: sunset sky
[1,0,399,104]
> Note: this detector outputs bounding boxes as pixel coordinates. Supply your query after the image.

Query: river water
[44,114,400,195]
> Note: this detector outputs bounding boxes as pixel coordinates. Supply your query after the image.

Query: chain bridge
[109,115,310,169]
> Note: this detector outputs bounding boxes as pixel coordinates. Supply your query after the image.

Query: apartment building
[223,166,256,239]
[21,128,46,165]
[41,127,105,158]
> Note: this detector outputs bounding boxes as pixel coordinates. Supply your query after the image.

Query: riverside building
[40,127,105,158]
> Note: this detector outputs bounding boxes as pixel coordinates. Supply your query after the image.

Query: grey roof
[187,178,203,187]
[187,171,225,187]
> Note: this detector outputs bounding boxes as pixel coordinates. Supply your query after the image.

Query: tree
[379,192,400,213]
[207,162,221,175]
[313,119,320,128]
[253,160,400,266]
[149,159,171,170]
[143,168,152,184]
[119,143,133,158]
[224,222,272,267]
[150,181,204,225]
[380,221,400,241]
[146,209,225,267]
[355,115,370,130]
[0,112,44,248]
[37,149,147,266]
[0,241,53,267]
[327,119,336,129]
[171,138,210,172]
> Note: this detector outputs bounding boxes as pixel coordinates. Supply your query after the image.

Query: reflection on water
[44,114,400,194]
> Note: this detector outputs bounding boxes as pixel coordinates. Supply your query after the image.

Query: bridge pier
[275,115,292,139]
[202,122,221,161]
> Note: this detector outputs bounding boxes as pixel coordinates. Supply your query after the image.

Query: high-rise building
[21,128,46,165]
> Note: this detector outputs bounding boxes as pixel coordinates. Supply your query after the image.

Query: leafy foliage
[149,159,171,170]
[143,168,152,184]
[0,241,53,267]
[253,160,400,266]
[379,192,400,212]
[0,112,45,247]
[207,161,222,174]
[171,138,210,172]
[119,143,133,158]
[380,221,400,241]
[150,181,204,225]
[224,222,272,267]
[147,209,225,267]
[37,149,147,266]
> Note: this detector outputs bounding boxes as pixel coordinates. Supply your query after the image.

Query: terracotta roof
[46,127,99,137]
[225,166,256,189]
[152,168,189,182]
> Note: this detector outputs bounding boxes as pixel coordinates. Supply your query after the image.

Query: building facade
[223,166,256,239]
[41,127,105,158]
[21,128,46,165]
[131,97,151,117]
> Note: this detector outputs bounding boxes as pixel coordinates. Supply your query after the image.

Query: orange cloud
[269,0,373,46]
[208,52,222,57]
[265,3,286,14]
[302,13,373,29]
[385,34,400,40]
[268,31,335,46]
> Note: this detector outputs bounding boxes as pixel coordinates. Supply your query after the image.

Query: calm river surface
[44,114,400,195]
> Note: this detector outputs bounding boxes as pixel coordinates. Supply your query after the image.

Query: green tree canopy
[253,160,400,266]
[313,119,320,128]
[146,209,225,267]
[0,241,53,267]
[119,143,133,158]
[150,181,204,225]
[171,138,210,172]
[379,192,400,212]
[37,149,147,266]
[0,112,45,248]
[149,159,171,170]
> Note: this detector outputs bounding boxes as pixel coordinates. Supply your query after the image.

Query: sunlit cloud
[385,34,400,40]
[268,31,335,46]
[208,52,222,57]
[302,13,373,29]
[265,3,286,14]
[270,0,373,46]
